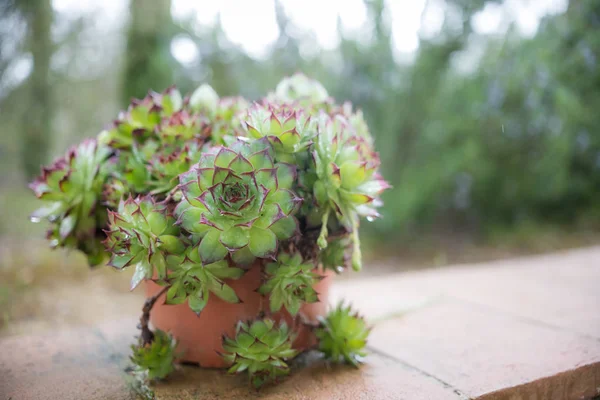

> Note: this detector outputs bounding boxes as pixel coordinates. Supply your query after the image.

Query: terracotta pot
[145,263,333,368]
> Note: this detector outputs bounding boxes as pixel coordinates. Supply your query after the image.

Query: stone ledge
[0,319,461,400]
[2,247,600,399]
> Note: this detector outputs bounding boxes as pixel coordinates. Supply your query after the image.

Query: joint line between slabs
[366,346,471,400]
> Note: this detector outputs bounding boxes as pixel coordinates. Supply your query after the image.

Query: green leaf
[276,164,295,189]
[228,155,254,173]
[162,89,183,115]
[340,161,366,189]
[151,253,167,279]
[59,215,76,240]
[287,299,301,316]
[279,130,301,149]
[147,211,167,235]
[30,202,64,220]
[189,84,218,112]
[158,235,184,254]
[248,151,273,169]
[188,290,209,314]
[198,229,229,263]
[313,180,328,206]
[269,216,297,240]
[248,227,277,258]
[166,283,186,304]
[109,253,134,270]
[214,148,237,168]
[220,226,249,249]
[231,246,256,266]
[131,263,148,290]
[266,189,297,214]
[269,291,284,313]
[208,278,239,303]
[206,261,245,279]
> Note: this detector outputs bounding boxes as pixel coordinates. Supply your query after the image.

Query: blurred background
[0,0,599,333]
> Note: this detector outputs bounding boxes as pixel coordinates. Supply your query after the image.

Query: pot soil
[145,263,333,368]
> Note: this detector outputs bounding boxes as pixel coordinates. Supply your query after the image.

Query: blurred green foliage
[1,0,599,248]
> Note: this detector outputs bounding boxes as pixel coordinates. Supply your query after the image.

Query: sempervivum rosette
[243,102,316,158]
[221,319,298,388]
[29,139,113,266]
[99,87,183,150]
[258,251,320,316]
[316,302,370,367]
[189,83,248,145]
[146,142,203,196]
[312,113,390,270]
[104,196,183,289]
[175,138,301,265]
[270,73,330,105]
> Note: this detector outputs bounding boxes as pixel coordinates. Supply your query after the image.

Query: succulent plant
[315,303,370,367]
[130,329,177,381]
[244,103,316,157]
[31,76,387,390]
[99,87,183,150]
[189,84,248,145]
[175,138,301,266]
[189,83,219,113]
[271,73,330,105]
[258,251,320,315]
[208,97,249,145]
[157,109,204,144]
[104,196,182,289]
[146,142,203,196]
[107,145,152,202]
[221,319,298,388]
[166,250,245,314]
[29,139,113,266]
[312,113,390,270]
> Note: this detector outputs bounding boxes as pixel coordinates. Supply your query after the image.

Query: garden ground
[1,245,599,399]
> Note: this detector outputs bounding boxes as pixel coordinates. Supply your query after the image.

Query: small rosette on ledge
[221,319,298,388]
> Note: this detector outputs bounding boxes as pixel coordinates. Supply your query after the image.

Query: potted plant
[29,74,390,388]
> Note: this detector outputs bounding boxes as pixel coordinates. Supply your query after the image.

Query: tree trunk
[123,0,173,104]
[20,0,53,181]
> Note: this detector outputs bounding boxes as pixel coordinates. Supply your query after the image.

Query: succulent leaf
[221,319,298,388]
[315,302,369,367]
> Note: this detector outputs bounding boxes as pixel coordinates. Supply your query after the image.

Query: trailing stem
[139,285,169,346]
